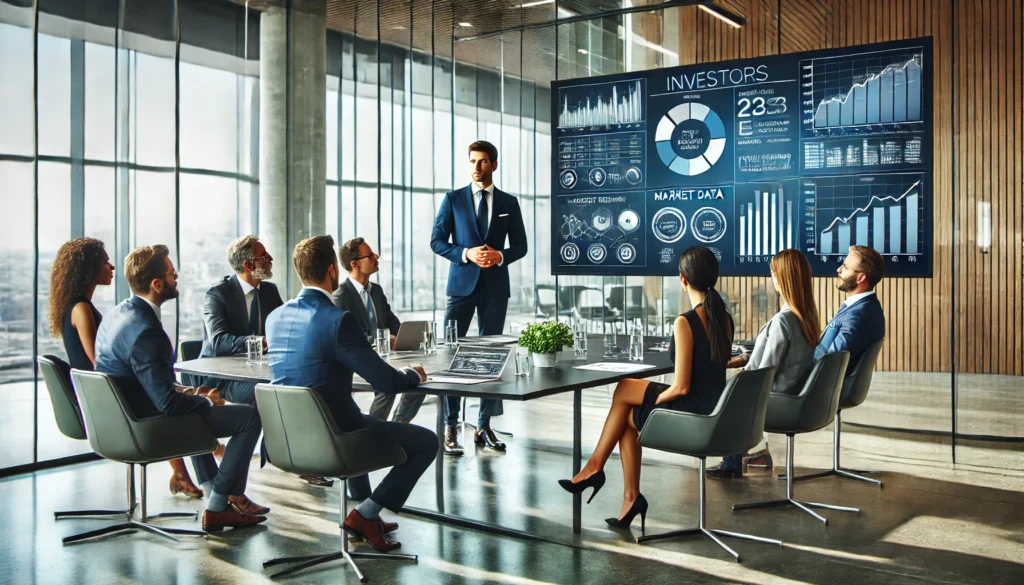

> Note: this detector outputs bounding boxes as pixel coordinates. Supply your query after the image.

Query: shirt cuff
[496,251,504,267]
[461,247,469,264]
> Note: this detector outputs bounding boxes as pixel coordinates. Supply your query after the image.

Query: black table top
[173,336,674,400]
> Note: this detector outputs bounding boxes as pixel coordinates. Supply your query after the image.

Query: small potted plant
[517,321,574,367]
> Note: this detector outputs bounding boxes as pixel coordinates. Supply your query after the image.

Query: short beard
[252,267,273,280]
[160,284,179,302]
[835,275,857,292]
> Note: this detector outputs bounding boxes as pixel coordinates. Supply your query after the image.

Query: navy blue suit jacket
[430,185,528,298]
[200,274,283,357]
[265,288,421,432]
[814,294,886,364]
[95,296,211,419]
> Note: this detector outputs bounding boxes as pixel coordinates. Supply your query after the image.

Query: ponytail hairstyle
[677,246,733,367]
[770,249,820,345]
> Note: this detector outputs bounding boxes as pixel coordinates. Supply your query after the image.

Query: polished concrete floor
[2,391,1023,585]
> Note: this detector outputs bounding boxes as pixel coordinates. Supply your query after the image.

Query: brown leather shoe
[228,494,270,515]
[474,426,507,452]
[348,516,399,543]
[202,507,267,532]
[343,509,400,552]
[443,424,464,456]
[169,473,203,499]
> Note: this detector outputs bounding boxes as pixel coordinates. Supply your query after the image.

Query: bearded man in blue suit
[424,140,528,456]
[265,235,437,553]
[815,245,887,364]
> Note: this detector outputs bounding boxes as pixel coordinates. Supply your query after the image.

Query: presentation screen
[551,38,933,277]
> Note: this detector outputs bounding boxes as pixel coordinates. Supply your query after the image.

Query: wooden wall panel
[677,0,1023,375]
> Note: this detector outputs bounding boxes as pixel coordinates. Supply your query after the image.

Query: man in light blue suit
[95,245,266,532]
[265,235,437,553]
[815,245,886,364]
[429,140,528,455]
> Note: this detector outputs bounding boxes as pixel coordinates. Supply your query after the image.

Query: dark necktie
[476,191,489,239]
[249,291,261,335]
[363,288,378,335]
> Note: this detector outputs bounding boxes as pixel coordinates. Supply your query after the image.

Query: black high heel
[557,470,606,504]
[605,493,648,535]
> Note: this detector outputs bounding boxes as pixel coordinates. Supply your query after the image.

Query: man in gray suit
[333,237,424,424]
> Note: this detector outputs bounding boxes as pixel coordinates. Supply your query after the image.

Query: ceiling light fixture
[458,22,473,27]
[518,0,555,7]
[699,2,744,28]
[578,48,589,54]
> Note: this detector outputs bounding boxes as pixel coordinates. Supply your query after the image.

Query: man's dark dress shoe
[348,517,399,543]
[343,509,401,552]
[228,494,270,515]
[444,424,464,456]
[474,426,507,452]
[705,465,742,480]
[300,474,335,487]
[202,507,267,532]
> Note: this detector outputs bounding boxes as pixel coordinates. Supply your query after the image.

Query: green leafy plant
[517,321,574,355]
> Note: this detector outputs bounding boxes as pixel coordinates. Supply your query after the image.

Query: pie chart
[655,102,726,176]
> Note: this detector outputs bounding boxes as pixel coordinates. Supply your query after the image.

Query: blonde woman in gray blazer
[707,249,821,479]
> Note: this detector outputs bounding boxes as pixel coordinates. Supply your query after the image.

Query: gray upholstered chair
[38,356,132,530]
[68,369,218,544]
[255,383,417,581]
[176,339,204,388]
[783,340,885,486]
[733,351,858,524]
[636,367,783,562]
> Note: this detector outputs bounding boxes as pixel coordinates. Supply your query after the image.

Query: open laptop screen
[429,345,511,381]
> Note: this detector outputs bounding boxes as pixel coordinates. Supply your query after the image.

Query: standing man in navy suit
[815,245,886,364]
[430,140,528,455]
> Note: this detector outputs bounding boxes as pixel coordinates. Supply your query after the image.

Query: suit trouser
[347,415,438,510]
[368,391,426,422]
[190,404,262,497]
[443,280,507,426]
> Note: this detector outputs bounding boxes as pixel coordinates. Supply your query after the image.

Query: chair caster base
[637,525,783,562]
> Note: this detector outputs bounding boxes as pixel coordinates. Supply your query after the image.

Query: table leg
[435,400,445,514]
[573,388,582,535]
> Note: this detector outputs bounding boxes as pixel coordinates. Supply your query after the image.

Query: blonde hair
[770,249,820,345]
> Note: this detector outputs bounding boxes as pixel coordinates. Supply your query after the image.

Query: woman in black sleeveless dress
[558,247,734,533]
[49,238,115,371]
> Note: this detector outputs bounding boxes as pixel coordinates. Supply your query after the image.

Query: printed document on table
[574,362,656,373]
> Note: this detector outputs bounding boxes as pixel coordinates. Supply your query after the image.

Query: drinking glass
[245,336,263,365]
[628,320,644,363]
[445,320,459,347]
[574,328,588,357]
[514,351,532,377]
[422,322,438,355]
[377,329,391,358]
[603,325,619,357]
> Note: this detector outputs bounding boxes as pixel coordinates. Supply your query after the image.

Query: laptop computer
[427,345,512,385]
[393,321,430,351]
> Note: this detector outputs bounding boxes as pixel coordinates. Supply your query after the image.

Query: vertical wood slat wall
[678,0,1023,375]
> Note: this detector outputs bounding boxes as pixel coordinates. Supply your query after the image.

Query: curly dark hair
[49,237,108,338]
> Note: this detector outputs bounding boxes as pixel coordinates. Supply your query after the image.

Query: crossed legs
[571,378,650,520]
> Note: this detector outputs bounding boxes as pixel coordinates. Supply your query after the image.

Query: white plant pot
[531,351,557,368]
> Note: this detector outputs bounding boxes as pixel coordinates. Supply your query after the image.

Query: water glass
[445,319,459,347]
[245,336,263,365]
[628,321,644,363]
[514,351,532,377]
[376,329,391,358]
[421,323,438,355]
[603,326,619,357]
[574,328,588,357]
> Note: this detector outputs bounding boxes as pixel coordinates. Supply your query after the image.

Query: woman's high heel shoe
[605,493,648,535]
[557,470,606,504]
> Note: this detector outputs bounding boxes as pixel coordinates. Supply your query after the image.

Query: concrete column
[259,1,327,296]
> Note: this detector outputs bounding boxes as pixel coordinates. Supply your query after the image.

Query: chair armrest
[764,391,806,433]
[638,408,719,456]
[130,413,219,462]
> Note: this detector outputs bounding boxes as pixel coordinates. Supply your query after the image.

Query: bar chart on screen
[735,180,801,262]
[809,173,928,276]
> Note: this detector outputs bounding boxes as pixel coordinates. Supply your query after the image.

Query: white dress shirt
[238,278,261,324]
[136,295,162,322]
[302,286,335,302]
[462,184,504,266]
[843,290,876,308]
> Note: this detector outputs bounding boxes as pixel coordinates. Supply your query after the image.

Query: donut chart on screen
[655,102,727,177]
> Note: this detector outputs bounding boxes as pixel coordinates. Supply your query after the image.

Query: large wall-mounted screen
[551,37,933,277]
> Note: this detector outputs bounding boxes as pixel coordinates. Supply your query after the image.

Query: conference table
[174,336,674,544]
